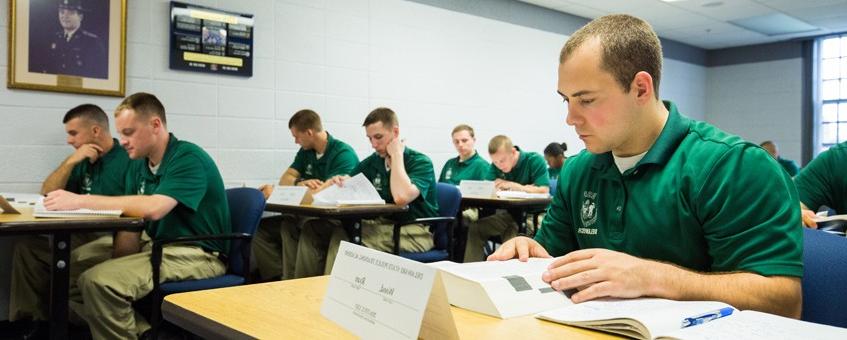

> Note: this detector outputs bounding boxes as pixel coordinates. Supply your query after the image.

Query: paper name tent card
[428,258,573,319]
[321,242,458,340]
[496,190,550,199]
[536,298,739,340]
[0,195,21,214]
[33,198,122,218]
[312,173,385,206]
[459,180,496,198]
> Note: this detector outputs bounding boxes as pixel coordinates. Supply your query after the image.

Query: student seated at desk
[544,142,568,180]
[439,124,489,185]
[796,141,847,228]
[295,107,438,277]
[488,14,802,319]
[463,135,550,263]
[41,92,231,339]
[9,104,132,337]
[760,140,800,177]
[254,109,358,281]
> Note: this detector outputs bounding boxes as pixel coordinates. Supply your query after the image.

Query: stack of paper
[33,198,122,218]
[312,173,385,206]
[496,191,550,199]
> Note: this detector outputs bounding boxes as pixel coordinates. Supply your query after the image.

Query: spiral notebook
[33,198,122,218]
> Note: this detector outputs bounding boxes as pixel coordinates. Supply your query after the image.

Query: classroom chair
[801,228,847,328]
[392,182,460,262]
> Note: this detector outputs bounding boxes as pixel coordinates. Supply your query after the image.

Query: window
[817,34,847,154]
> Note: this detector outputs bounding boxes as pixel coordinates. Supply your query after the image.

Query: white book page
[538,298,733,338]
[435,258,555,282]
[496,191,550,199]
[657,310,847,340]
[33,197,122,217]
[313,173,384,206]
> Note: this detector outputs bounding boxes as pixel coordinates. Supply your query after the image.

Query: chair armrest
[151,233,253,290]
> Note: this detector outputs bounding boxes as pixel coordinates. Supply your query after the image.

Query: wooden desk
[0,207,144,340]
[264,203,407,244]
[162,276,619,340]
[456,197,552,261]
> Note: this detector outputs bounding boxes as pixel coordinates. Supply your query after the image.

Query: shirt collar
[144,133,179,179]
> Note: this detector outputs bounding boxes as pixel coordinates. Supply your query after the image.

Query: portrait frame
[7,0,127,97]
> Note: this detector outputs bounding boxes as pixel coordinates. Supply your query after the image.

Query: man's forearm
[41,160,76,195]
[388,157,419,205]
[651,261,802,318]
[80,194,174,220]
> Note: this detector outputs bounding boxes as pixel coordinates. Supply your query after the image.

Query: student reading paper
[488,14,802,318]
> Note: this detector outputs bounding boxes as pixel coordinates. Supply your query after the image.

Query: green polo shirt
[290,133,359,181]
[535,101,802,278]
[439,151,490,185]
[353,147,438,222]
[125,134,231,253]
[486,148,550,187]
[548,167,562,181]
[795,141,847,213]
[66,138,131,196]
[777,157,800,177]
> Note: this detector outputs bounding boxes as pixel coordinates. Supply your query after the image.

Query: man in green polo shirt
[9,104,131,335]
[42,92,231,338]
[463,135,550,262]
[489,14,802,318]
[760,140,800,177]
[796,141,847,228]
[439,124,489,185]
[254,109,358,280]
[295,107,438,277]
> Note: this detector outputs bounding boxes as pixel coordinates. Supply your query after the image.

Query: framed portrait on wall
[7,0,127,96]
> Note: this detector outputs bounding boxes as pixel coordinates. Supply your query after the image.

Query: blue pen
[680,307,735,328]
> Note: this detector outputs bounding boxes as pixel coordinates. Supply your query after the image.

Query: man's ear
[631,71,655,103]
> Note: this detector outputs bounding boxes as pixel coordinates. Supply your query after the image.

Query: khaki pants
[463,211,518,262]
[76,239,225,339]
[295,217,434,278]
[9,233,112,322]
[253,215,320,280]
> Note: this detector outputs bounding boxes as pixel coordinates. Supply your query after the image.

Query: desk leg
[453,208,466,262]
[49,232,71,340]
[342,219,363,245]
[508,209,529,236]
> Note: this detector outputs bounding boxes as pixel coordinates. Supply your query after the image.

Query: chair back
[434,183,462,250]
[225,187,266,276]
[549,179,558,197]
[801,228,847,327]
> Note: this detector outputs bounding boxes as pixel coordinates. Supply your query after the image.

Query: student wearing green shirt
[42,92,232,339]
[488,15,802,319]
[463,135,550,262]
[439,124,489,185]
[295,107,438,277]
[795,141,847,228]
[544,142,568,180]
[760,140,800,177]
[254,109,358,280]
[9,104,131,336]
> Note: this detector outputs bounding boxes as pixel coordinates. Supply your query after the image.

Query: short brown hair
[488,135,514,154]
[63,104,109,129]
[363,107,398,128]
[288,109,323,132]
[115,92,167,125]
[560,14,662,98]
[452,124,475,138]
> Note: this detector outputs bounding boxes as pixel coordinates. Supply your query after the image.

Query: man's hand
[494,179,522,191]
[386,137,405,160]
[487,236,552,261]
[801,208,818,228]
[326,175,351,187]
[258,184,273,200]
[298,179,324,190]
[43,189,83,210]
[543,248,658,303]
[67,144,103,165]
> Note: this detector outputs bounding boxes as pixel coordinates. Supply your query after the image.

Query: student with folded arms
[254,109,358,280]
[488,14,802,318]
[463,135,549,262]
[295,107,438,277]
[795,141,847,228]
[439,124,489,185]
[9,104,131,338]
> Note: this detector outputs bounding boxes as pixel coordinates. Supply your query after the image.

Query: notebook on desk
[32,197,122,218]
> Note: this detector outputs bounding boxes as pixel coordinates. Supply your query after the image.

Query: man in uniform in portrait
[36,0,108,79]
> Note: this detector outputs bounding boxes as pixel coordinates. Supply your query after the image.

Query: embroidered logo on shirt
[138,181,146,195]
[82,173,93,195]
[305,163,313,176]
[581,190,597,228]
[373,174,383,191]
[445,167,452,180]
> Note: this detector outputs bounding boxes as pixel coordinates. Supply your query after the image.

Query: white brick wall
[0,0,710,319]
[705,58,803,163]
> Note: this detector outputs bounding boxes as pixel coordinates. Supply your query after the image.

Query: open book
[536,298,847,340]
[312,173,385,206]
[33,197,122,218]
[428,258,572,319]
